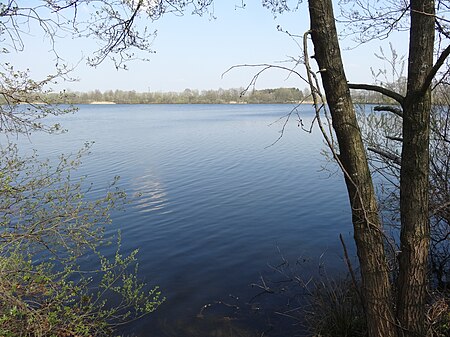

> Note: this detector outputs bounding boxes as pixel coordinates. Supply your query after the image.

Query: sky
[7,1,410,93]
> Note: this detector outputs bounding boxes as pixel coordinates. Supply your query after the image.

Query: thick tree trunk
[397,1,434,336]
[307,1,397,337]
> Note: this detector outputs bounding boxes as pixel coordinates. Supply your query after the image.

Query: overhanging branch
[349,83,405,105]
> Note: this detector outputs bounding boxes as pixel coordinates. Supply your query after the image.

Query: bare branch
[387,135,403,142]
[349,83,405,104]
[374,105,404,118]
[367,147,402,166]
[339,233,365,315]
[222,63,309,87]
[338,0,410,43]
[421,44,450,94]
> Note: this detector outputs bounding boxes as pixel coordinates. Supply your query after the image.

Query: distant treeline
[20,86,428,105]
[52,87,307,104]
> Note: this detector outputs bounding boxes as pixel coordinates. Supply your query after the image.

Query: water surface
[17,104,355,336]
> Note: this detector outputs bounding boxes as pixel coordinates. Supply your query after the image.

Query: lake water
[14,104,355,336]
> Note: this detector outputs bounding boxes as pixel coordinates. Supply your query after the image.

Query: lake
[15,104,355,336]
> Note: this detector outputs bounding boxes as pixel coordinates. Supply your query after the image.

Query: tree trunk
[307,1,398,337]
[397,1,434,336]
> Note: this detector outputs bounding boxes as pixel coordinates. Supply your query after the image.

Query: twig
[339,233,366,316]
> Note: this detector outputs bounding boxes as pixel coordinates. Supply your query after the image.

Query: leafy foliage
[0,143,164,336]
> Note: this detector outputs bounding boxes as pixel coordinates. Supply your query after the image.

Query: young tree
[0,144,165,336]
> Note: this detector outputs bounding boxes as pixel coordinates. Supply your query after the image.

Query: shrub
[0,143,164,336]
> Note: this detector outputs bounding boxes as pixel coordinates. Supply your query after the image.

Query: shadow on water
[144,302,306,337]
[157,316,262,337]
[126,252,344,337]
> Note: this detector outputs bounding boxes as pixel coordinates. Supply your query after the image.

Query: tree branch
[387,136,403,142]
[421,44,450,94]
[367,147,402,166]
[374,105,403,118]
[349,83,405,104]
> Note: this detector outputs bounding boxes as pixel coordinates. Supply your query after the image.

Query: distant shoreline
[12,101,394,106]
[89,101,117,104]
[76,101,319,105]
[13,87,393,105]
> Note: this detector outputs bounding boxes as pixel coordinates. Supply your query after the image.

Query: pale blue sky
[7,1,409,93]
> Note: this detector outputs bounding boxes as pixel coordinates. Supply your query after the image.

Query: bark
[307,1,397,337]
[397,1,434,336]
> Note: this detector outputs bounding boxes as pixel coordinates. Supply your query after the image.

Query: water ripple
[131,171,170,214]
